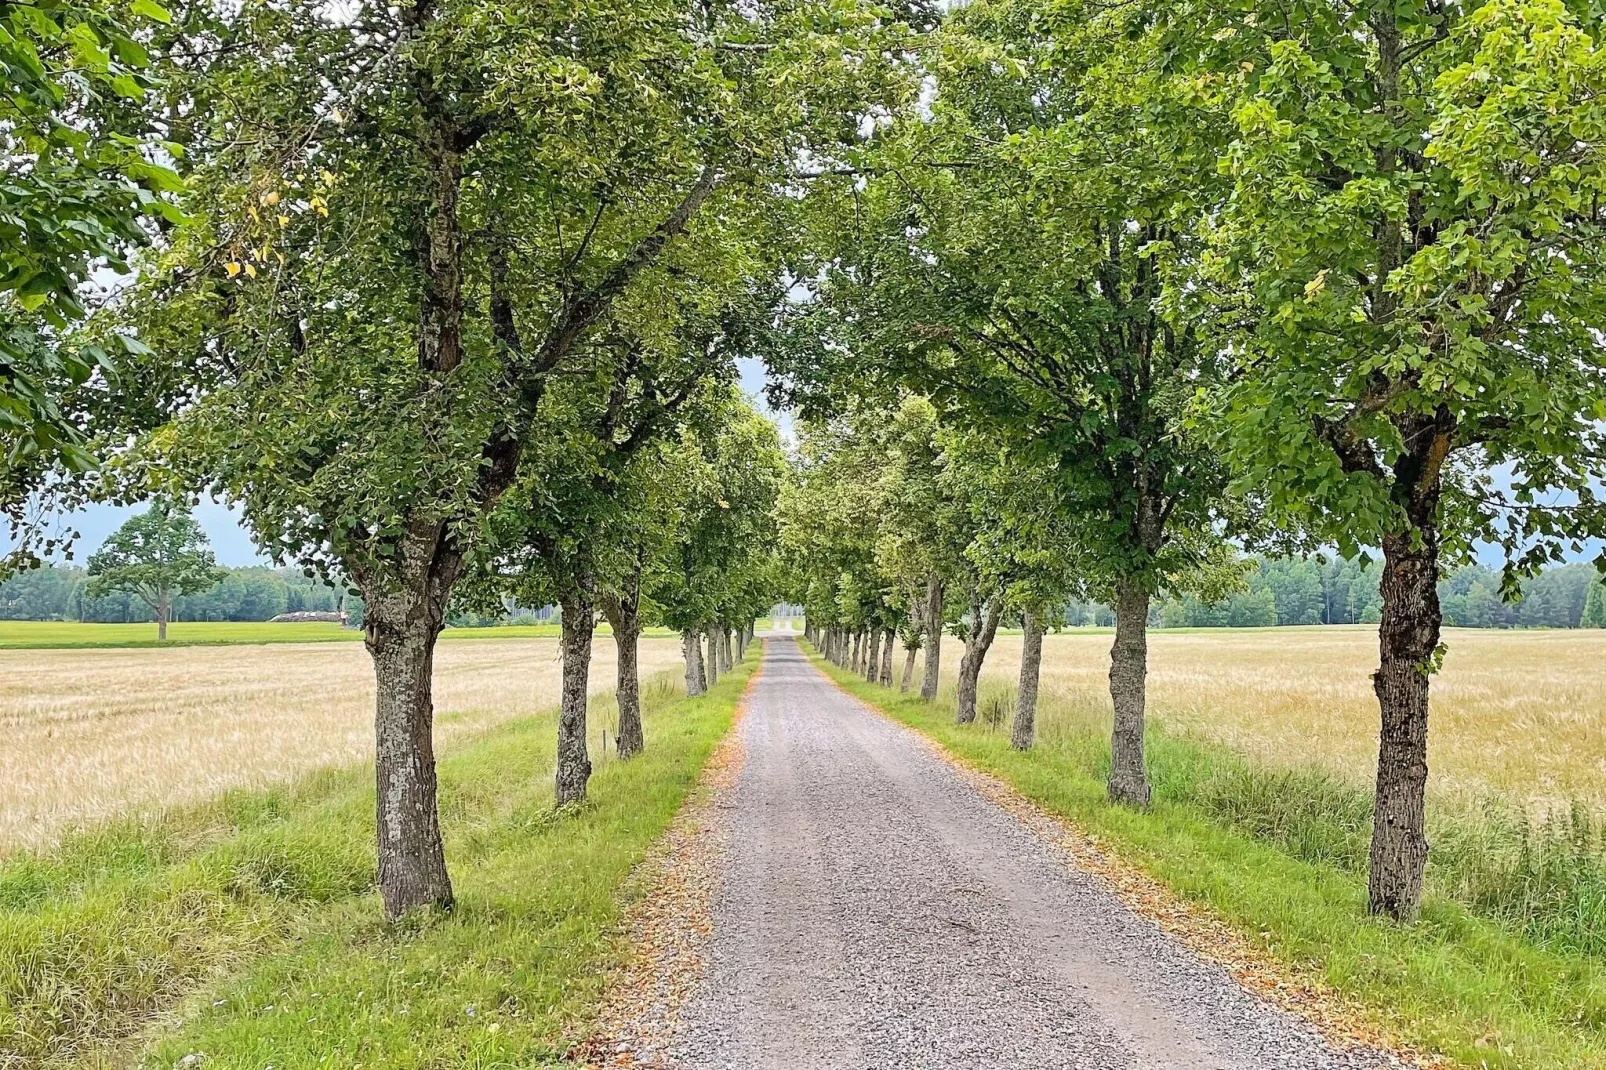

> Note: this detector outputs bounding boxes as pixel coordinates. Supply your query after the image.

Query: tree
[648,398,786,703]
[1,0,181,567]
[86,497,224,639]
[1200,0,1606,919]
[947,432,1083,749]
[776,0,1234,804]
[475,346,740,805]
[116,0,906,919]
[1584,580,1606,629]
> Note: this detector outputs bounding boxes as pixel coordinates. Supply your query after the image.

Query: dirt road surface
[668,637,1399,1070]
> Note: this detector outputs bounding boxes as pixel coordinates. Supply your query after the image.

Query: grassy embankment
[0,654,753,1068]
[0,620,683,649]
[808,645,1606,1070]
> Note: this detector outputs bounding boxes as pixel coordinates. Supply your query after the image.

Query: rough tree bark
[1107,579,1152,806]
[901,638,918,692]
[1368,428,1450,921]
[920,577,944,701]
[849,629,862,674]
[556,589,595,806]
[1012,606,1044,751]
[601,588,643,758]
[864,629,882,682]
[954,598,1003,724]
[880,628,895,686]
[682,628,706,697]
[361,523,459,919]
[705,625,720,689]
[156,591,170,642]
[721,628,734,672]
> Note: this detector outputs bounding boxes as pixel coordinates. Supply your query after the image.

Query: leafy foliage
[85,495,224,628]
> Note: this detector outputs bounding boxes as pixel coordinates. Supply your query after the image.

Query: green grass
[1,655,753,1068]
[0,620,681,649]
[808,646,1606,1070]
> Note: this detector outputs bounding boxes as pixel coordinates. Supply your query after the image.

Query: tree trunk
[365,563,455,919]
[682,628,706,697]
[864,629,882,682]
[721,628,734,672]
[849,628,861,673]
[901,640,918,693]
[601,593,643,759]
[1369,526,1441,920]
[880,628,895,686]
[955,598,1002,724]
[157,591,169,642]
[556,591,595,807]
[705,625,720,689]
[920,577,944,701]
[1013,607,1044,751]
[1107,578,1152,807]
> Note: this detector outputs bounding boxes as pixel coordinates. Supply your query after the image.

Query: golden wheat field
[939,626,1606,813]
[0,636,681,852]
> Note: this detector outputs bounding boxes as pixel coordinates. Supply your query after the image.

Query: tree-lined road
[671,638,1397,1070]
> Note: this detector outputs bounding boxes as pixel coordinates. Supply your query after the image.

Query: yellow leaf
[244,263,257,278]
[262,190,281,206]
[277,215,290,226]
[1304,269,1328,299]
[225,262,241,277]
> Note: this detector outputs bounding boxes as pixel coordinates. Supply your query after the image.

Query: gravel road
[669,636,1401,1070]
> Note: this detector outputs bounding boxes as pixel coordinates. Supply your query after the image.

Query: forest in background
[1150,557,1606,630]
[8,553,1597,629]
[0,563,351,624]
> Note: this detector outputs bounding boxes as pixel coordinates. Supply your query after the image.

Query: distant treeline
[0,564,356,624]
[8,557,1602,631]
[1062,557,1606,630]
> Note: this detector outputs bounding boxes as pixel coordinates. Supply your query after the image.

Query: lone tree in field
[1198,0,1606,919]
[87,497,224,640]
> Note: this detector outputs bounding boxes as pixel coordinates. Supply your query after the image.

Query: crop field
[933,625,1606,814]
[0,636,682,851]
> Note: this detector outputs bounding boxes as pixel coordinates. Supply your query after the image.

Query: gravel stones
[607,638,1418,1070]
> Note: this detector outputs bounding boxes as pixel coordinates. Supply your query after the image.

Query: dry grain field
[1,636,682,852]
[940,625,1606,814]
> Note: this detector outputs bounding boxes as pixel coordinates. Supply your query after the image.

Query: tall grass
[967,677,1606,960]
[0,659,751,1068]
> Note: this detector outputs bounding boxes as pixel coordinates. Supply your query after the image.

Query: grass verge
[806,645,1606,1070]
[1,654,753,1068]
